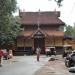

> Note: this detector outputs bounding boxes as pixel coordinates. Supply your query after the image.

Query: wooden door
[34,38,45,54]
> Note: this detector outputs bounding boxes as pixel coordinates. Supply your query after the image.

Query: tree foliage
[65,25,73,37]
[49,0,63,7]
[0,0,16,15]
[65,25,75,40]
[0,15,21,48]
[55,0,63,7]
[0,0,21,49]
[72,25,75,40]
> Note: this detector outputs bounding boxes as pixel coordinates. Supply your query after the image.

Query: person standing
[8,49,13,63]
[36,47,41,61]
[0,48,4,67]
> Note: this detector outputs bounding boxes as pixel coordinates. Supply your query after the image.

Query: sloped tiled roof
[19,30,34,37]
[18,29,64,38]
[19,11,65,25]
[43,30,64,37]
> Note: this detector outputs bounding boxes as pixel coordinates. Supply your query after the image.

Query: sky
[15,0,75,26]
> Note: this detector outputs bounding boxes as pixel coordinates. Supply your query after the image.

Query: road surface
[0,55,50,75]
[35,55,75,75]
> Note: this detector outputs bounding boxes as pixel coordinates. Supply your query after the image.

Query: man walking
[36,47,41,61]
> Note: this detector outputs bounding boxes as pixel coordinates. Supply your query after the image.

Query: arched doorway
[34,31,45,54]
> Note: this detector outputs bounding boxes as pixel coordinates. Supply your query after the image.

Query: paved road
[0,55,50,75]
[35,55,75,75]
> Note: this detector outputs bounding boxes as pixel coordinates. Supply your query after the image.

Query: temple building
[15,11,65,55]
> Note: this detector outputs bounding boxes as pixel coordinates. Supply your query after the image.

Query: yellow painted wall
[55,37,63,46]
[45,38,54,47]
[17,38,34,47]
[17,37,64,48]
[25,39,34,47]
[17,39,24,47]
[45,37,63,47]
[64,40,75,49]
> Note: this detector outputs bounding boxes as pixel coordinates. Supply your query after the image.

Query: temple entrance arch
[33,30,45,54]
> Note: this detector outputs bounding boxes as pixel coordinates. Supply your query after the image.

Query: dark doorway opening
[34,38,45,54]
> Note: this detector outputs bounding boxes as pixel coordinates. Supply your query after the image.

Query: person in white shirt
[36,47,41,61]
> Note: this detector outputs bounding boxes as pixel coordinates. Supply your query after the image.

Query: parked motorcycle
[65,50,75,67]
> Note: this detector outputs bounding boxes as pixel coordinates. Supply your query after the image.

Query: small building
[63,36,75,49]
[15,11,65,55]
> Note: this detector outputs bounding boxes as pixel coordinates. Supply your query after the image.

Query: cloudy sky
[16,0,75,26]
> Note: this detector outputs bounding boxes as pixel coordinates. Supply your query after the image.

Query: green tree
[0,15,21,49]
[65,25,73,37]
[0,0,17,34]
[0,0,21,48]
[4,16,21,49]
[72,25,75,40]
[64,25,75,40]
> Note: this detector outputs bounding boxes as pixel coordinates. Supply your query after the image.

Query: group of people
[0,48,13,67]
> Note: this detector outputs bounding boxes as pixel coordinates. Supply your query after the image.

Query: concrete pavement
[0,55,50,75]
[34,55,75,75]
[0,55,75,75]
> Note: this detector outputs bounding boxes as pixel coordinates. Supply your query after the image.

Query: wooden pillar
[62,37,64,45]
[24,38,25,51]
[15,38,17,50]
[32,38,34,51]
[53,35,55,46]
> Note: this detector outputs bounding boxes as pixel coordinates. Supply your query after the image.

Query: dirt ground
[34,55,74,75]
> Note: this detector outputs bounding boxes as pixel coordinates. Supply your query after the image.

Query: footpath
[34,55,74,75]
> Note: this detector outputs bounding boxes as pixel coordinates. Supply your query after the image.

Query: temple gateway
[15,11,65,55]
